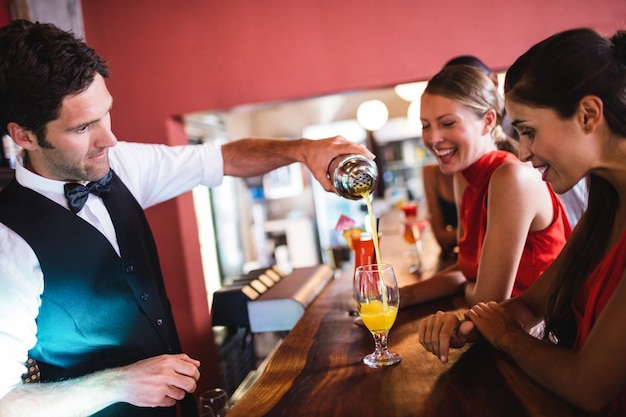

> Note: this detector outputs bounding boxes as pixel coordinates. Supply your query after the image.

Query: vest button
[125,264,135,273]
[141,291,149,301]
[156,318,163,326]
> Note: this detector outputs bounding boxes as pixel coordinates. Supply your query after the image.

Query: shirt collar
[15,153,70,208]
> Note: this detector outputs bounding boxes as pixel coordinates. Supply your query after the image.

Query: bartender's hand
[116,353,201,408]
[299,136,374,193]
[417,310,477,364]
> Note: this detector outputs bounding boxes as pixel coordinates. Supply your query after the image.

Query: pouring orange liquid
[359,190,382,267]
[358,190,388,309]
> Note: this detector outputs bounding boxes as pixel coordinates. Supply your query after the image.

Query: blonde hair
[424,64,518,155]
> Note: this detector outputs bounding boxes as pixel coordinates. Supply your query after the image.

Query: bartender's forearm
[0,353,200,417]
[222,138,304,178]
[221,136,374,189]
[0,370,119,417]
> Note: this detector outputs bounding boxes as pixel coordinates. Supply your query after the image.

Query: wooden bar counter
[227,208,584,417]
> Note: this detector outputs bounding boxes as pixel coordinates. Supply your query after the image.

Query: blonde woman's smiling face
[420,93,496,174]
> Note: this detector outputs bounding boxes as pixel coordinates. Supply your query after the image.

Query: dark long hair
[0,20,109,143]
[505,28,626,346]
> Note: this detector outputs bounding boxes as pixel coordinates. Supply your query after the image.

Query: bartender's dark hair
[505,27,626,347]
[424,65,517,155]
[0,19,109,143]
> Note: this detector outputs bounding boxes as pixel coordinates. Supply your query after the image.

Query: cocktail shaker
[327,154,379,200]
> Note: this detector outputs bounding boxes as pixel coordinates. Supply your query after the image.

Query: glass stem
[373,332,390,357]
[414,240,422,270]
[416,239,421,254]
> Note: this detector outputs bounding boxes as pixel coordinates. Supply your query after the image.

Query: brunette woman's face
[420,93,496,175]
[506,99,593,194]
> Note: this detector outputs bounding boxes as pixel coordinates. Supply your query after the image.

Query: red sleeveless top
[457,151,571,297]
[574,229,626,416]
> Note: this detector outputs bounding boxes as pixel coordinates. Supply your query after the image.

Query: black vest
[0,172,198,417]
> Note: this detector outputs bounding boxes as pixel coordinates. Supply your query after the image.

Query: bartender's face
[18,73,117,182]
[420,93,495,174]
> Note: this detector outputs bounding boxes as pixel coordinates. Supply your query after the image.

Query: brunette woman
[418,28,626,416]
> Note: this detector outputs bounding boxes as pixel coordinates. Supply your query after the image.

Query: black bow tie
[64,170,113,214]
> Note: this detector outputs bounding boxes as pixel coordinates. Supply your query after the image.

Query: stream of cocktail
[359,190,388,308]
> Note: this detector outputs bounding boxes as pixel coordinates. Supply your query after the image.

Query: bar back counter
[226,208,584,417]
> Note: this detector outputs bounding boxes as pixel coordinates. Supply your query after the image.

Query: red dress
[573,229,626,416]
[457,151,571,297]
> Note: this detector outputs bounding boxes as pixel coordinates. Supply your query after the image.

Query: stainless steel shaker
[327,154,379,200]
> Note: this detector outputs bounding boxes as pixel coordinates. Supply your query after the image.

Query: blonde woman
[401,65,570,308]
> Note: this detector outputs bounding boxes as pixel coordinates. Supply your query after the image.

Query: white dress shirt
[0,140,224,398]
[557,178,589,229]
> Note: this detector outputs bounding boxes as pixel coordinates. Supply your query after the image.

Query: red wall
[0,0,8,27]
[79,0,626,395]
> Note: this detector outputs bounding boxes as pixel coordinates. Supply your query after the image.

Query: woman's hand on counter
[417,310,478,363]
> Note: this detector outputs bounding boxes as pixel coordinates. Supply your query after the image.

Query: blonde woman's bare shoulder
[490,159,544,191]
